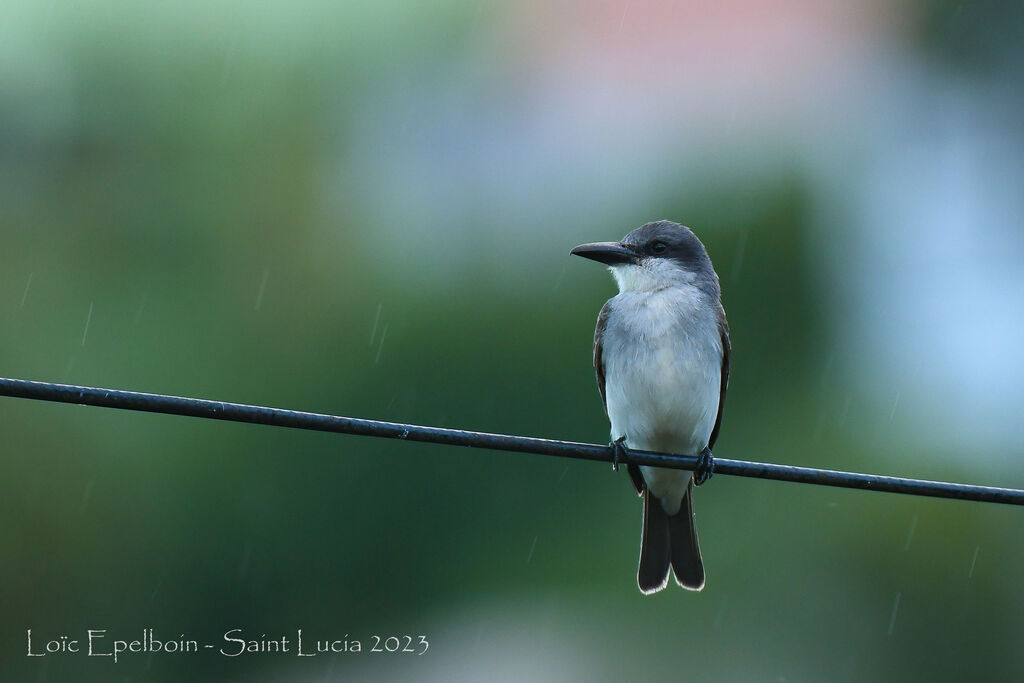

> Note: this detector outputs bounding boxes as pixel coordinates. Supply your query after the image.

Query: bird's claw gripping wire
[610,436,629,471]
[693,446,714,486]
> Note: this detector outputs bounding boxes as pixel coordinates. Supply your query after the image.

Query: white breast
[602,287,722,514]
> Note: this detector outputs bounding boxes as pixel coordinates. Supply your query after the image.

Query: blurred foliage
[911,0,1024,74]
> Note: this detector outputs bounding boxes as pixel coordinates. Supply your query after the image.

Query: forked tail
[638,479,705,593]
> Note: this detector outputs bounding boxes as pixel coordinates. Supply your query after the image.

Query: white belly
[602,290,722,514]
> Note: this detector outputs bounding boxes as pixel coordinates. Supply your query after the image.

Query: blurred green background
[3,1,1024,680]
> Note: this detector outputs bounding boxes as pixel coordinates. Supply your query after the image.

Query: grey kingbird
[571,220,730,593]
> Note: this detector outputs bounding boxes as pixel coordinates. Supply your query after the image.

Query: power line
[1,376,1022,506]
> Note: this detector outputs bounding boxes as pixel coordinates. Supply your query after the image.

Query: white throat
[610,261,691,294]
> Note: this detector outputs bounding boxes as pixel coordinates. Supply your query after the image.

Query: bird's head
[571,220,718,295]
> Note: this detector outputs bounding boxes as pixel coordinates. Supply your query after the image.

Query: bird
[571,220,730,593]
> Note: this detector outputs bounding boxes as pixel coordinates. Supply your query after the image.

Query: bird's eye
[650,241,668,255]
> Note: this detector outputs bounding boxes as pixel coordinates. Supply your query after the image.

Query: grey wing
[708,306,731,450]
[593,301,612,414]
[594,302,646,496]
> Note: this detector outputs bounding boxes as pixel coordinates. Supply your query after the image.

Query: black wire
[2,376,1022,506]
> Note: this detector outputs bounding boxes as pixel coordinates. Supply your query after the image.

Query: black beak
[570,242,638,266]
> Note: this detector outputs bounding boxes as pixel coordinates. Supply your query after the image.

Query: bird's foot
[693,446,715,486]
[610,436,629,472]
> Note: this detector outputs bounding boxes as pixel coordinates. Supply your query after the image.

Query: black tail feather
[669,479,705,590]
[638,480,705,593]
[638,488,671,593]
